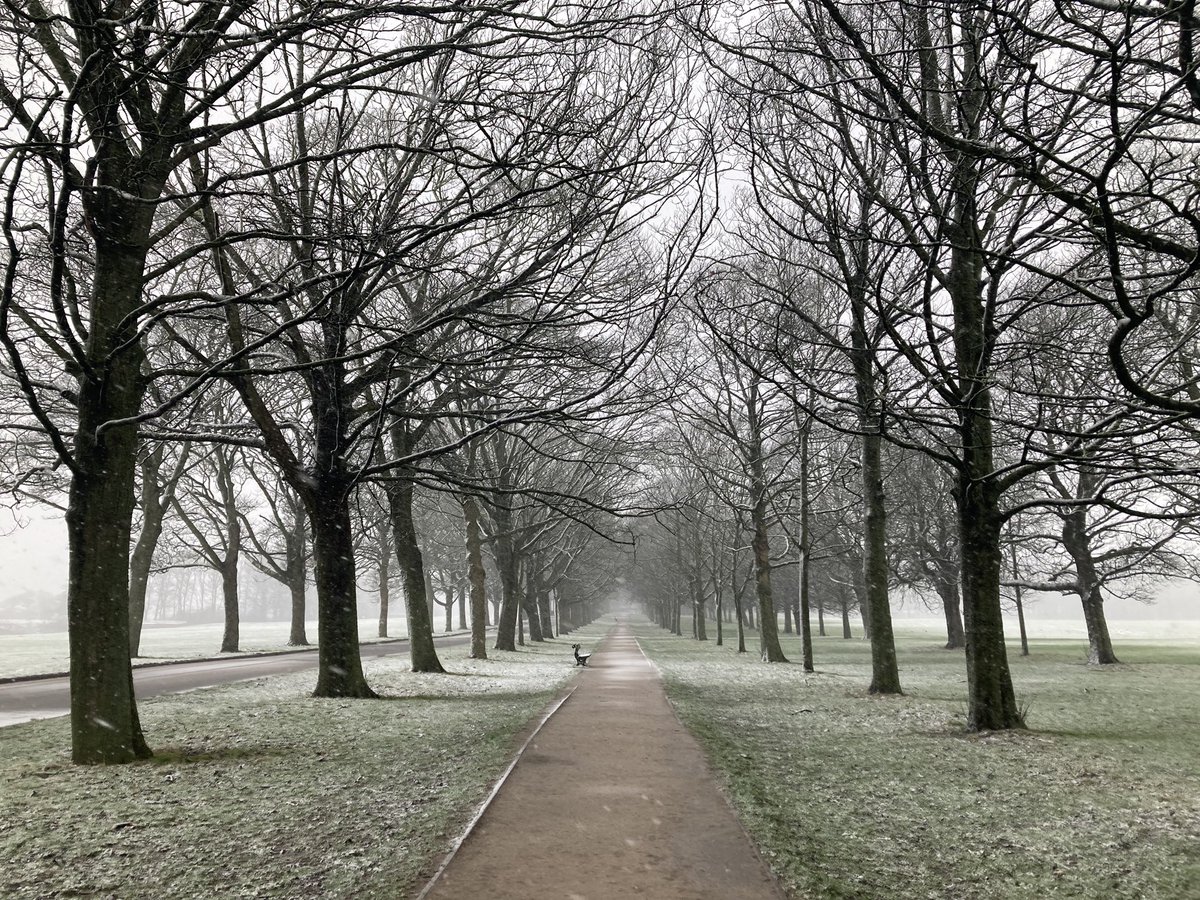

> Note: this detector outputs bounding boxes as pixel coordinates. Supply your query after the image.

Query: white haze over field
[1,508,1197,637]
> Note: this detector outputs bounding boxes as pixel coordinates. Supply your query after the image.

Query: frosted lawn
[0,631,603,900]
[639,621,1200,900]
[0,618,414,679]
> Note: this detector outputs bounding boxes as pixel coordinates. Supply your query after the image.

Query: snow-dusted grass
[0,618,416,679]
[639,619,1200,900]
[0,634,593,899]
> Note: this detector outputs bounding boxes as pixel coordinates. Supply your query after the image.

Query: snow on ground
[0,618,419,679]
[0,630,604,900]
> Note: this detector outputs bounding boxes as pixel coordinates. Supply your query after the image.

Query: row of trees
[637,0,1200,732]
[0,1,704,763]
[2,0,1199,764]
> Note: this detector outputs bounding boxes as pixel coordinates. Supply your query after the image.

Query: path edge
[630,628,791,900]
[412,678,580,900]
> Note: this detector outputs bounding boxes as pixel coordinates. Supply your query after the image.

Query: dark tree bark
[748,401,788,662]
[797,418,815,673]
[521,562,545,642]
[129,444,189,657]
[934,573,966,650]
[461,496,489,659]
[387,475,445,673]
[493,518,521,651]
[377,518,391,639]
[1061,509,1120,665]
[309,485,376,697]
[849,284,901,693]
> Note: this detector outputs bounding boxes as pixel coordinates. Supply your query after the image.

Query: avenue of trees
[1,0,1198,763]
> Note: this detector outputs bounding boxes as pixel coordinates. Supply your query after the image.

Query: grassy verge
[0,618,417,679]
[0,627,606,899]
[637,620,1200,900]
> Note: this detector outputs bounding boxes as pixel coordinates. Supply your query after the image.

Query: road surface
[0,633,471,728]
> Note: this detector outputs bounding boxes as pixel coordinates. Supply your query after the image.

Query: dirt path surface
[421,624,785,900]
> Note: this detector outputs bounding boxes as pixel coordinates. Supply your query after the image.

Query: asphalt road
[0,633,472,728]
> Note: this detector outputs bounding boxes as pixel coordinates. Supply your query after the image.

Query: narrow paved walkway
[423,624,785,900]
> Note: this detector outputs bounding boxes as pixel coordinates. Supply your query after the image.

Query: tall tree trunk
[377,518,391,639]
[287,502,309,646]
[1010,543,1029,657]
[491,483,525,651]
[1062,510,1120,664]
[220,557,240,653]
[67,238,153,764]
[461,496,488,659]
[692,568,708,642]
[935,572,966,650]
[958,482,1023,729]
[853,549,871,639]
[534,570,554,639]
[935,4,1022,731]
[948,223,1023,727]
[850,327,901,692]
[459,576,468,631]
[521,562,544,641]
[494,525,521,651]
[840,587,852,639]
[798,419,814,673]
[387,478,445,673]
[67,449,150,764]
[308,487,376,697]
[129,451,167,658]
[750,500,787,662]
[219,466,241,654]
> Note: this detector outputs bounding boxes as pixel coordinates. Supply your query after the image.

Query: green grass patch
[0,626,609,899]
[638,621,1200,900]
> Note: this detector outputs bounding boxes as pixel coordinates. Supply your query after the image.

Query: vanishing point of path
[422,624,785,900]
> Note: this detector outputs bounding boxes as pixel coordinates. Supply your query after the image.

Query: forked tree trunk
[493,507,521,651]
[935,572,966,650]
[930,3,1022,731]
[1062,510,1120,664]
[521,564,544,642]
[129,446,188,657]
[751,510,787,662]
